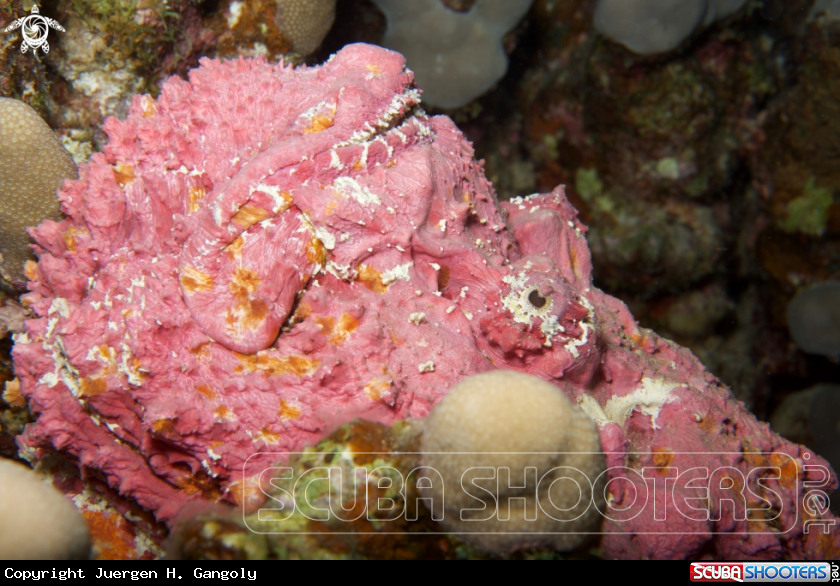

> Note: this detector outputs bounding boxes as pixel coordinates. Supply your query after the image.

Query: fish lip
[333,86,426,149]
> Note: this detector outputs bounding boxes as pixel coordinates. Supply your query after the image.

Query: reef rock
[372,0,533,108]
[13,44,839,559]
[594,0,749,55]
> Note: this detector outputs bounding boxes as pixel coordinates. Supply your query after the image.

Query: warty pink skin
[12,44,839,558]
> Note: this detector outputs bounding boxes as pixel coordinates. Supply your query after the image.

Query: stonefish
[13,44,839,559]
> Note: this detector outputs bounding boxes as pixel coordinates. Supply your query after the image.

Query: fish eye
[528,289,547,309]
[519,285,553,317]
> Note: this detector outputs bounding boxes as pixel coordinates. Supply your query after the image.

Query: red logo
[691,563,744,582]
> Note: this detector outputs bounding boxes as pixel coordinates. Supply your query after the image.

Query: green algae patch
[167,419,573,560]
[656,157,680,180]
[780,176,835,237]
[575,168,603,202]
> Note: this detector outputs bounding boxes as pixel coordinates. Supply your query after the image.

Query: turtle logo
[4,5,65,55]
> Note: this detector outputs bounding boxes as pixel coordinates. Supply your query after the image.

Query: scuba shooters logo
[4,4,66,55]
[690,562,839,582]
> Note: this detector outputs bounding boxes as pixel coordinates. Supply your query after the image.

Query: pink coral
[13,44,840,559]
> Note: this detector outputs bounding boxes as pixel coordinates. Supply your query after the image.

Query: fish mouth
[334,86,426,149]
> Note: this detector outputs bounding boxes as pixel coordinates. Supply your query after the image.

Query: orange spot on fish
[770,452,799,490]
[195,383,215,399]
[231,205,270,229]
[152,418,175,434]
[188,186,206,213]
[234,352,320,377]
[61,226,89,253]
[364,377,391,402]
[314,315,335,337]
[113,164,135,186]
[230,266,261,298]
[79,376,108,397]
[356,264,386,294]
[225,267,270,333]
[305,114,334,134]
[652,448,674,470]
[226,235,245,260]
[330,313,359,345]
[256,427,282,444]
[307,235,326,265]
[215,405,234,420]
[279,399,301,420]
[180,266,214,293]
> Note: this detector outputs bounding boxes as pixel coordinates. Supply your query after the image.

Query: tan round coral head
[275,0,337,56]
[421,370,605,555]
[0,98,76,288]
[0,458,91,560]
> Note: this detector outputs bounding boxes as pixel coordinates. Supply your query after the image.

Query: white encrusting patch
[329,150,344,170]
[380,89,421,128]
[409,312,426,325]
[418,361,435,373]
[563,296,595,357]
[577,394,610,426]
[381,262,413,285]
[332,88,422,149]
[118,342,145,387]
[227,0,243,28]
[358,143,370,168]
[333,177,381,207]
[39,334,81,397]
[600,378,681,429]
[376,136,394,159]
[298,101,336,123]
[563,321,592,358]
[313,225,336,250]
[540,314,562,347]
[48,298,70,318]
[253,183,291,214]
[326,262,354,281]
